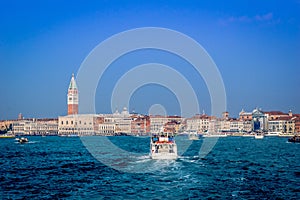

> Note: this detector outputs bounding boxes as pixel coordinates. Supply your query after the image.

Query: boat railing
[151,135,175,143]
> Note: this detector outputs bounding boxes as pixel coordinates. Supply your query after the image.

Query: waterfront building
[67,74,78,115]
[111,108,132,134]
[149,115,182,133]
[150,115,170,133]
[98,117,116,136]
[268,116,295,135]
[252,108,268,132]
[220,120,231,132]
[12,120,27,135]
[219,112,244,133]
[58,114,103,136]
[208,118,221,133]
[264,111,290,120]
[210,118,252,134]
[293,114,300,133]
[98,108,132,135]
[229,119,244,133]
[186,114,210,133]
[264,110,297,135]
[131,114,150,135]
[0,120,15,133]
[12,118,58,135]
[243,120,253,132]
[239,109,252,121]
[164,120,180,133]
[29,118,58,135]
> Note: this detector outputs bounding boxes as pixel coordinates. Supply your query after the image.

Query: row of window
[99,130,115,133]
[61,121,94,125]
[100,126,115,130]
[59,127,93,130]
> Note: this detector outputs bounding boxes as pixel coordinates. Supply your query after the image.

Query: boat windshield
[151,134,174,143]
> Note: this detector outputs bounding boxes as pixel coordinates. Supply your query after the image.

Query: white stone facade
[150,116,182,133]
[58,114,103,136]
[12,119,58,135]
[186,115,209,132]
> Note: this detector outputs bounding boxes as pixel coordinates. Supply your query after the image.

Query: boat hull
[0,135,15,139]
[288,135,300,143]
[255,135,264,139]
[150,152,178,160]
[17,137,29,143]
[150,132,178,160]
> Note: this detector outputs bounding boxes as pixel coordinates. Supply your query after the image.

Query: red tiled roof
[190,114,210,119]
[271,116,293,121]
[167,116,181,118]
[264,111,287,115]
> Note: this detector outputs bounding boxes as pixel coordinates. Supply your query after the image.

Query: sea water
[0,136,299,199]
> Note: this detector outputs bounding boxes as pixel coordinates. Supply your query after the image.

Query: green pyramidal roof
[68,74,77,90]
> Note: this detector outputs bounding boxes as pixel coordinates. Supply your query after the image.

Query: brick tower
[67,73,78,115]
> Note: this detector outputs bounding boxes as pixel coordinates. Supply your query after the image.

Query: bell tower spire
[67,73,78,115]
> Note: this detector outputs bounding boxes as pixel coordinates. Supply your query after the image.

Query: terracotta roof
[190,114,210,119]
[264,111,287,115]
[165,121,180,125]
[167,116,182,118]
[270,116,293,121]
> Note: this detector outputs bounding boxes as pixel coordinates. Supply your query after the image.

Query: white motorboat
[188,131,199,140]
[265,132,280,136]
[254,132,264,139]
[17,137,29,143]
[150,131,177,160]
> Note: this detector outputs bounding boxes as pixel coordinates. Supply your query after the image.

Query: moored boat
[265,132,280,136]
[254,133,264,139]
[203,132,228,137]
[188,131,199,140]
[0,134,15,138]
[288,135,300,143]
[150,130,178,160]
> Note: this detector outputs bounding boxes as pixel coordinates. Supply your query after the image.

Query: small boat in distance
[188,131,199,140]
[288,135,300,143]
[254,131,264,139]
[150,128,178,160]
[17,137,29,143]
[0,132,15,138]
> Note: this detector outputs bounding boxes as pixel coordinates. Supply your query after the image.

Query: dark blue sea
[1,136,299,199]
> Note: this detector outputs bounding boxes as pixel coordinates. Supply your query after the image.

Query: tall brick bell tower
[67,73,78,115]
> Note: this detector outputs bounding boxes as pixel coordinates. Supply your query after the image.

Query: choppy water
[0,136,299,199]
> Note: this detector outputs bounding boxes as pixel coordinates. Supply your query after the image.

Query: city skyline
[1,0,299,120]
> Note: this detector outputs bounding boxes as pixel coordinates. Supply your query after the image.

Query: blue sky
[0,0,299,119]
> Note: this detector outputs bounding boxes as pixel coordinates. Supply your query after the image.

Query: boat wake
[14,141,39,144]
[27,141,39,144]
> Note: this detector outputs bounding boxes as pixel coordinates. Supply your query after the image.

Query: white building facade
[186,115,210,133]
[58,114,103,136]
[12,119,58,135]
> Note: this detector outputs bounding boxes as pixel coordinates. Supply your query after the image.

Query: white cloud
[255,13,273,21]
[219,12,278,25]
